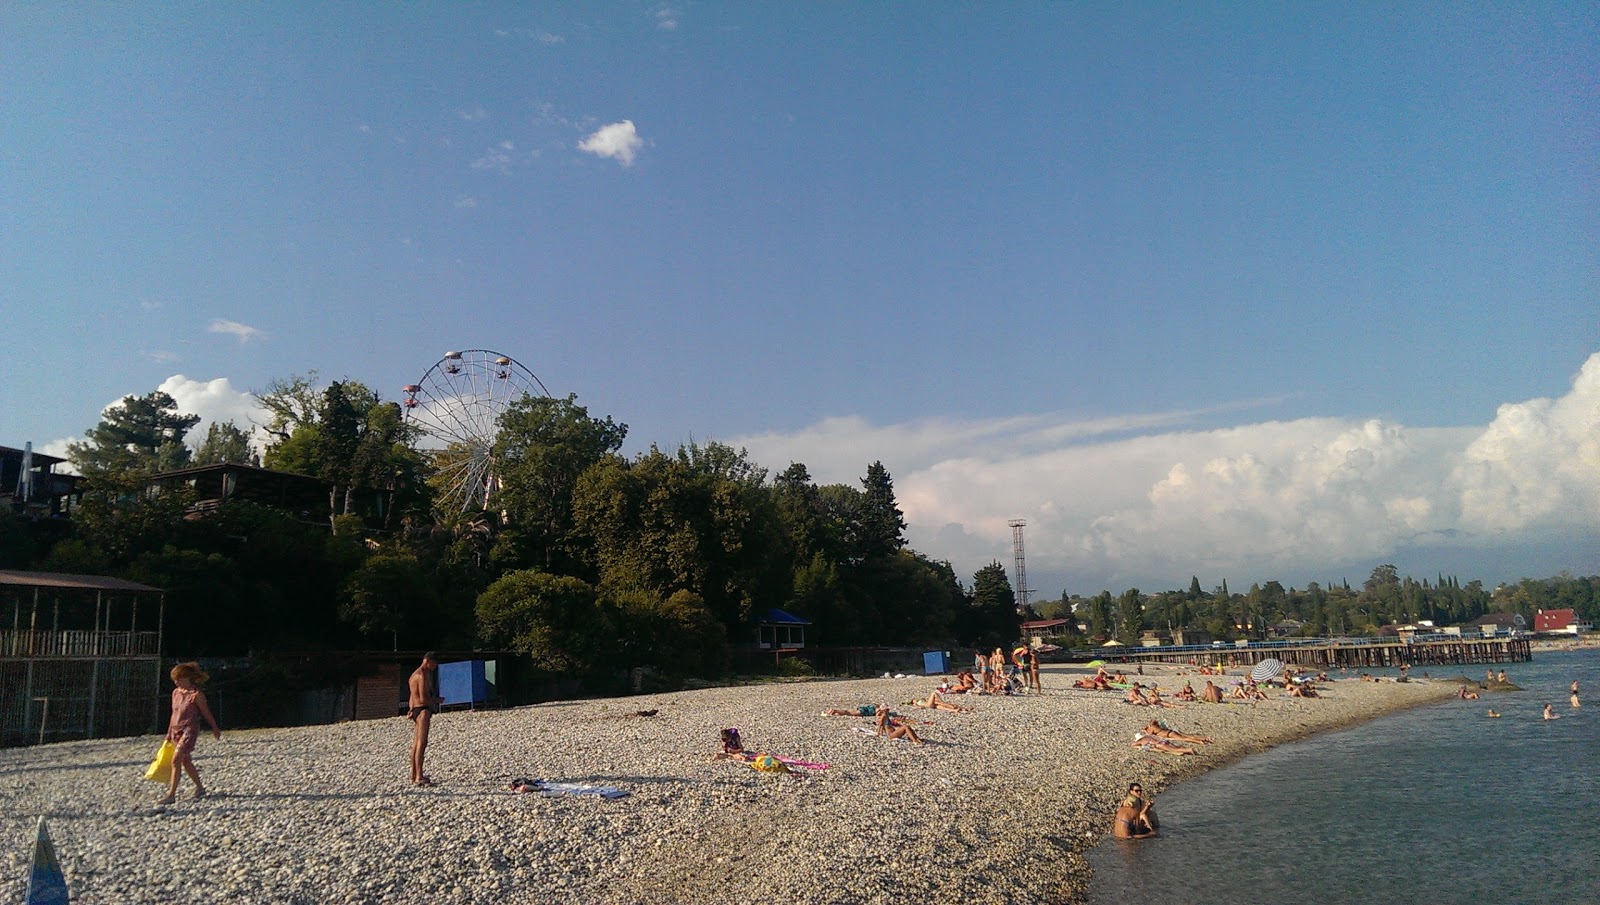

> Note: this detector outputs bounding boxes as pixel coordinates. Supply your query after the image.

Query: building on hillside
[2,444,81,517]
[756,608,810,650]
[1467,612,1524,637]
[1171,628,1213,647]
[1533,608,1591,635]
[0,570,164,747]
[1138,630,1172,648]
[143,462,394,525]
[1021,618,1073,647]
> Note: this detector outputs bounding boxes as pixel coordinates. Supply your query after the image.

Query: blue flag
[25,816,69,905]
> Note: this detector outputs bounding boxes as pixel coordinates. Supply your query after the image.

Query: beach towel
[512,779,628,799]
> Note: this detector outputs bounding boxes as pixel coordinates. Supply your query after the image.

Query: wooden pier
[1104,637,1532,670]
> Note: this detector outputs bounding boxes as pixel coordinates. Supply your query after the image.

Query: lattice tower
[1008,519,1029,612]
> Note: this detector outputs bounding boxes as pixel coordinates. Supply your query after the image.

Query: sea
[1087,648,1600,905]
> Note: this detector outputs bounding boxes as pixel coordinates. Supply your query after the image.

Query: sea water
[1087,649,1600,905]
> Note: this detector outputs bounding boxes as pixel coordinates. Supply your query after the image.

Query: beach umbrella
[1250,658,1285,683]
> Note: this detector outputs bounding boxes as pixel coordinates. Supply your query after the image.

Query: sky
[2,3,1596,598]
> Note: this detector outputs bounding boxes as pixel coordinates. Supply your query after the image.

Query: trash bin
[922,651,949,675]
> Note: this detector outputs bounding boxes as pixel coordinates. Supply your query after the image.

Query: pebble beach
[2,665,1455,904]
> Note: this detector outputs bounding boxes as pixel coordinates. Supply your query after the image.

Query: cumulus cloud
[730,353,1600,592]
[208,319,265,343]
[156,375,269,452]
[578,120,643,166]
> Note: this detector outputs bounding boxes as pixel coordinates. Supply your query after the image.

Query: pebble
[0,668,1451,904]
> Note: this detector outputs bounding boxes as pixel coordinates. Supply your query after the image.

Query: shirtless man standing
[408,652,443,786]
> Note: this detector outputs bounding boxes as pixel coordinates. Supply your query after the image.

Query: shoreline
[1,665,1455,904]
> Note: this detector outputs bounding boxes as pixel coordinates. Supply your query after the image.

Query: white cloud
[578,120,643,166]
[455,195,479,209]
[655,7,679,30]
[729,353,1600,592]
[208,319,265,343]
[470,141,515,171]
[156,375,270,453]
[534,30,564,44]
[457,105,488,122]
[143,350,180,364]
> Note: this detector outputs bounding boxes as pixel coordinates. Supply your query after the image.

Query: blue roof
[763,608,811,625]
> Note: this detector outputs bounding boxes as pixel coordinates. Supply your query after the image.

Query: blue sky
[3,4,1596,597]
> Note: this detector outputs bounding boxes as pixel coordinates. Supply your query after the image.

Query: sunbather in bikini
[911,690,973,712]
[1142,720,1210,744]
[1132,732,1198,756]
[875,706,924,744]
[1174,681,1197,702]
[824,704,884,717]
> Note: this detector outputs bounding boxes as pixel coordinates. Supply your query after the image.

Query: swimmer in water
[1543,703,1559,721]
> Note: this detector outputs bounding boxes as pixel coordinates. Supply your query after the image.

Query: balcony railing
[0,630,161,658]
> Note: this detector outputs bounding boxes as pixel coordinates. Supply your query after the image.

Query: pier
[1095,635,1532,670]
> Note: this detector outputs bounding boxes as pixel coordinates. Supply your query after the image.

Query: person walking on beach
[160,662,221,804]
[408,652,443,786]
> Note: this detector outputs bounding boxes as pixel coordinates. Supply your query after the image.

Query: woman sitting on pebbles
[942,671,977,694]
[875,706,924,744]
[1174,681,1197,702]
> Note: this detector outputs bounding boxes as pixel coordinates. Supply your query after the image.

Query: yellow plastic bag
[143,740,175,784]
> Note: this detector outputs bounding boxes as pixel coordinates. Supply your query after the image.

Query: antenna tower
[1008,519,1029,612]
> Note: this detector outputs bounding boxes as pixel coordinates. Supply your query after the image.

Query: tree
[67,391,199,477]
[963,561,1018,649]
[1117,588,1144,643]
[854,461,906,562]
[341,551,436,650]
[493,394,628,572]
[476,570,603,672]
[605,585,729,682]
[194,420,259,466]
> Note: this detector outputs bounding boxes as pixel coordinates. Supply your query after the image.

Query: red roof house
[1534,608,1588,634]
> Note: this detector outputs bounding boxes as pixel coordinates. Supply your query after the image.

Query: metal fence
[0,654,162,747]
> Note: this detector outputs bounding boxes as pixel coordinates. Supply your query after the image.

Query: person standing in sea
[1571,680,1580,709]
[160,661,222,804]
[408,652,444,786]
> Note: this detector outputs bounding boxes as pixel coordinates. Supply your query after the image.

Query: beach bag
[143,740,175,784]
[750,754,792,774]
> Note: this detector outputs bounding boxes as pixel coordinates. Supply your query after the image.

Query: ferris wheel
[402,350,550,515]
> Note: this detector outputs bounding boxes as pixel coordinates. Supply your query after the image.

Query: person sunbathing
[1132,732,1198,756]
[1458,687,1480,700]
[876,706,924,744]
[1200,680,1224,703]
[1142,720,1210,744]
[911,690,972,713]
[1287,682,1314,698]
[945,671,977,694]
[1174,681,1197,702]
[1124,683,1152,705]
[1141,684,1177,708]
[824,704,885,718]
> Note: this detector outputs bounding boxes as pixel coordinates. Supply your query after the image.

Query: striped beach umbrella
[1250,658,1285,683]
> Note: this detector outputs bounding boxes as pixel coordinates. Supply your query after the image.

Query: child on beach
[160,661,221,804]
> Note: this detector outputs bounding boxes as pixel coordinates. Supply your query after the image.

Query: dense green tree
[67,391,199,478]
[492,394,627,572]
[855,461,907,562]
[605,585,729,681]
[340,551,436,649]
[477,570,603,672]
[1116,588,1145,643]
[963,561,1018,649]
[193,420,259,466]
